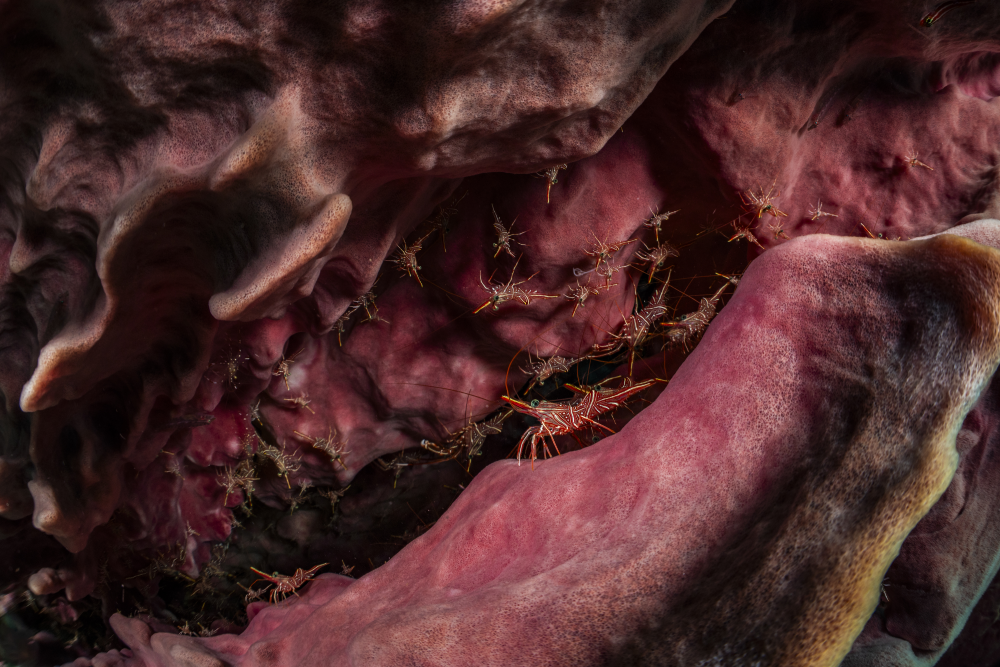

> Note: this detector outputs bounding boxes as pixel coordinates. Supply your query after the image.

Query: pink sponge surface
[86,231,1000,666]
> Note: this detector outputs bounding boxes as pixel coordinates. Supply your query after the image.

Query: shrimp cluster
[295,428,349,471]
[420,412,509,462]
[590,270,674,374]
[371,196,742,478]
[333,280,387,346]
[218,459,259,504]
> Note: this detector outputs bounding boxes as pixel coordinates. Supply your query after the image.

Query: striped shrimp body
[502,378,657,467]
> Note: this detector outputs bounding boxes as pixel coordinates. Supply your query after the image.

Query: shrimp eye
[493,243,498,247]
[530,399,540,408]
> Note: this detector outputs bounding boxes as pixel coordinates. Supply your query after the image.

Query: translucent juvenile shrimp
[332,283,387,346]
[740,182,788,219]
[218,460,258,504]
[492,207,525,258]
[428,191,466,252]
[389,236,427,286]
[643,207,679,243]
[474,265,558,313]
[595,259,626,289]
[257,442,302,487]
[283,394,315,414]
[808,199,838,221]
[333,302,361,346]
[728,218,766,250]
[634,241,679,279]
[421,412,508,461]
[273,349,302,390]
[319,486,349,515]
[904,152,933,170]
[355,281,386,323]
[537,164,568,203]
[767,220,790,240]
[590,270,672,374]
[295,428,349,470]
[663,274,739,351]
[564,281,600,317]
[522,354,574,388]
[920,1,975,27]
[584,233,636,271]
